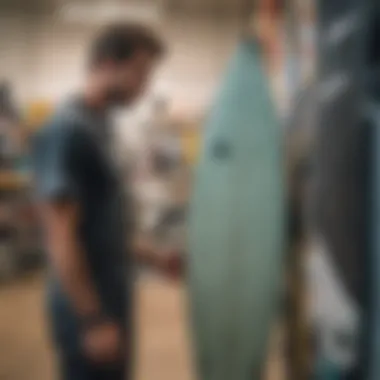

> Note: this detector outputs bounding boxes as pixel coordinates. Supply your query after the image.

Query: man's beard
[106,88,134,107]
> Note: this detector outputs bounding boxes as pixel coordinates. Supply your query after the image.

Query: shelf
[0,171,31,191]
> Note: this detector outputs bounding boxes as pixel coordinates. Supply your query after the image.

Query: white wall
[0,12,35,103]
[155,17,240,113]
[0,12,240,114]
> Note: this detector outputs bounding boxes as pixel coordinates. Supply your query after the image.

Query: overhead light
[58,1,163,25]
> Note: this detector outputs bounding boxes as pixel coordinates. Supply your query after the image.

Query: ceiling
[165,0,251,17]
[0,0,254,18]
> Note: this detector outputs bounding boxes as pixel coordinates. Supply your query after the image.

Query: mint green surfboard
[188,39,285,380]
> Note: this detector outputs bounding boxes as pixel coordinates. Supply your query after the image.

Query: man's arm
[40,199,123,364]
[40,199,101,318]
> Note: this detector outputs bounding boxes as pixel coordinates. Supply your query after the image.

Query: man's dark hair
[89,23,165,66]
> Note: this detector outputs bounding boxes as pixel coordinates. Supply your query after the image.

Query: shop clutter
[116,97,200,272]
[0,82,45,281]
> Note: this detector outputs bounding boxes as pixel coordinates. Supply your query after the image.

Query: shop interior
[0,0,318,379]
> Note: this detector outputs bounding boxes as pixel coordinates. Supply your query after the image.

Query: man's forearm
[41,201,102,319]
[49,233,101,318]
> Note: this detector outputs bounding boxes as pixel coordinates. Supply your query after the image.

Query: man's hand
[134,236,184,279]
[82,320,124,365]
[157,251,184,280]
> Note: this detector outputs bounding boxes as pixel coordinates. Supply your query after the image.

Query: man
[33,23,169,380]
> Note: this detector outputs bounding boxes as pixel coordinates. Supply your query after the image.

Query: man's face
[105,50,158,106]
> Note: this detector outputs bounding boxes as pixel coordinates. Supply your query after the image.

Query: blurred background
[0,0,319,379]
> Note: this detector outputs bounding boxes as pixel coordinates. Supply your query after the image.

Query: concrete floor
[0,274,283,380]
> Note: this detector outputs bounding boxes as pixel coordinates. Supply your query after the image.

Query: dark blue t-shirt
[33,98,133,353]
